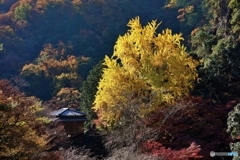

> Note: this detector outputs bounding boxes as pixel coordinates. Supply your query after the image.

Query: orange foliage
[142,140,202,160]
[0,80,49,159]
[22,43,79,78]
[191,27,200,36]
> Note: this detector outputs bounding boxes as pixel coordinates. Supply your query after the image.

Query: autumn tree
[0,79,49,159]
[93,17,198,128]
[21,42,83,100]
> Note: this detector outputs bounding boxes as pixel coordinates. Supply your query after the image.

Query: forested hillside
[0,0,240,159]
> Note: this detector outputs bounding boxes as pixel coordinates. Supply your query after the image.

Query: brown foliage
[0,79,49,159]
[102,96,198,158]
[0,14,12,25]
[44,87,81,110]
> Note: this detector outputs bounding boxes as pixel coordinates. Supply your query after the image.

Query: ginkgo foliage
[93,17,198,127]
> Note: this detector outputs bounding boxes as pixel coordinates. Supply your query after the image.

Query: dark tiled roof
[60,109,86,117]
[49,108,68,116]
[49,108,87,119]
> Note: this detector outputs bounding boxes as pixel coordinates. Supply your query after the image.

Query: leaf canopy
[93,17,198,127]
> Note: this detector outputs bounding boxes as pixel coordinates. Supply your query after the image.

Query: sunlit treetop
[93,16,198,128]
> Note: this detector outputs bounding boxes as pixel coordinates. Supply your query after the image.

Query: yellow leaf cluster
[185,5,194,14]
[165,0,177,8]
[93,17,198,127]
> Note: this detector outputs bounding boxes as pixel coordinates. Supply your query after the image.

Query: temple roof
[49,108,87,121]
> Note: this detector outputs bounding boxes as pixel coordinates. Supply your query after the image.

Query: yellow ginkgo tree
[93,16,198,128]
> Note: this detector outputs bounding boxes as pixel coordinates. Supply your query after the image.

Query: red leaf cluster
[142,140,202,160]
[146,97,236,159]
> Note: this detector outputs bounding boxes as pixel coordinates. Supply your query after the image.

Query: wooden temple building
[50,108,88,135]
